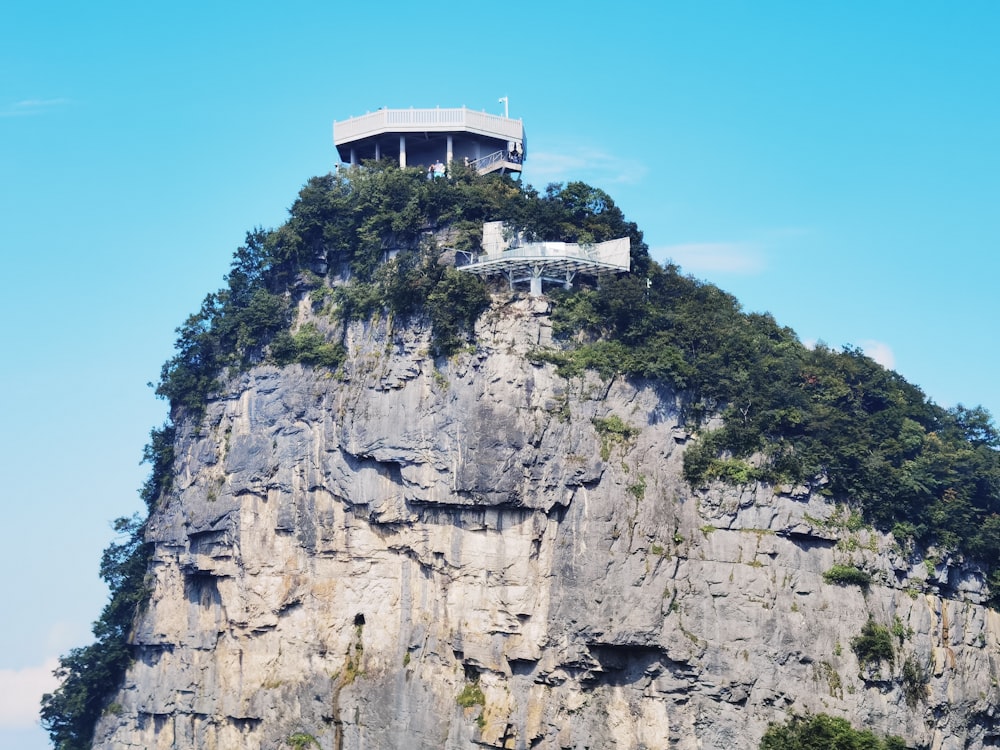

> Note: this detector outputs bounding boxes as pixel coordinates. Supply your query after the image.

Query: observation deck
[333,107,525,175]
[457,222,630,296]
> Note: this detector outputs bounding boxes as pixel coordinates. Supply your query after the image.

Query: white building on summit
[457,222,631,297]
[333,106,525,176]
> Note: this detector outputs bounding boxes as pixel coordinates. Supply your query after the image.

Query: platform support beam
[530,266,543,297]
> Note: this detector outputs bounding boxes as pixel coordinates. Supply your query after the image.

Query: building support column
[375,142,380,161]
[530,265,543,297]
[399,135,406,168]
[350,148,356,166]
[446,135,453,166]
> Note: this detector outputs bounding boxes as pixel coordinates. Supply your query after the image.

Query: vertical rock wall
[93,298,1000,749]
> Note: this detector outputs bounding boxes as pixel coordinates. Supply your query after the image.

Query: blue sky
[2,3,998,747]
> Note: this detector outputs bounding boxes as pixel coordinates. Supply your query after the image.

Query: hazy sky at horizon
[3,3,998,747]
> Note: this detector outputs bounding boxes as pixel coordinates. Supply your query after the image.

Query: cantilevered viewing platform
[457,222,631,296]
[333,107,525,175]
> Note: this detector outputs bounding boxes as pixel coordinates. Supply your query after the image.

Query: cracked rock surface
[94,298,1000,750]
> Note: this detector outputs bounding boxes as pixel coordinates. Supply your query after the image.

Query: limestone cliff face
[95,298,1000,750]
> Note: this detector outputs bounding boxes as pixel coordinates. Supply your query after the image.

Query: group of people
[427,160,446,179]
[428,143,523,178]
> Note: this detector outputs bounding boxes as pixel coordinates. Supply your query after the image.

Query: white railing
[334,107,522,144]
[475,237,630,269]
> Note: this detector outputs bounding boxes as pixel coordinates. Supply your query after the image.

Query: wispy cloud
[44,620,91,655]
[860,339,896,370]
[654,242,765,275]
[0,658,59,728]
[526,147,648,187]
[803,337,896,370]
[0,98,70,118]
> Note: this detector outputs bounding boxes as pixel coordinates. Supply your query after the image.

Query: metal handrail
[471,150,505,171]
[471,149,525,172]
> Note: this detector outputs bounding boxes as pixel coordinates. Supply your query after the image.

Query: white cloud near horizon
[803,338,896,370]
[860,339,896,370]
[44,619,92,656]
[526,147,648,187]
[655,242,766,275]
[0,659,59,729]
[0,98,70,118]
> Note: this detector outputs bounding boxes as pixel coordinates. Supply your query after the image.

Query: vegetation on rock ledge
[760,713,908,750]
[823,564,873,589]
[852,619,896,670]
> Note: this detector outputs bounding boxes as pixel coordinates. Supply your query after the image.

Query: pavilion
[333,106,525,176]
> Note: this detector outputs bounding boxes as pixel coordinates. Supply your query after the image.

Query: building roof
[333,107,523,148]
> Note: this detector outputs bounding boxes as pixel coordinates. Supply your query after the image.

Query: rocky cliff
[93,296,1000,750]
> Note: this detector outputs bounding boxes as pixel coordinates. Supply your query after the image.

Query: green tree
[760,713,908,750]
[40,515,151,750]
[852,619,895,669]
[426,267,490,355]
[41,424,174,749]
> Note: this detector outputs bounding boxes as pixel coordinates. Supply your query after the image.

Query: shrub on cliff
[851,619,896,669]
[760,713,908,750]
[823,565,873,589]
[270,324,346,369]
